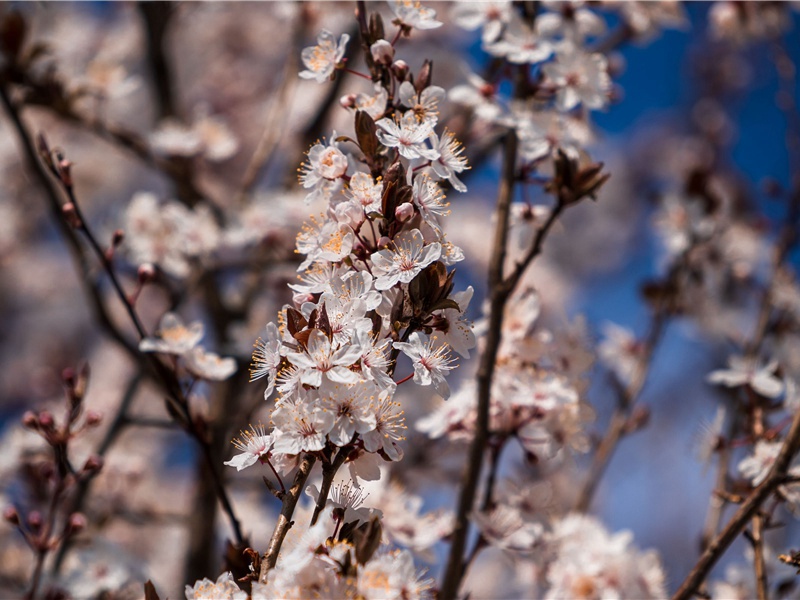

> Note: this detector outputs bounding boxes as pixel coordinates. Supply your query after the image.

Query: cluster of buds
[5,365,103,597]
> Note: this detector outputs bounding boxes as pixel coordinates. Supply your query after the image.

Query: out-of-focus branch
[235,8,304,204]
[673,409,800,600]
[137,1,177,120]
[2,84,245,553]
[574,305,669,512]
[52,373,144,574]
[259,453,317,581]
[440,131,518,600]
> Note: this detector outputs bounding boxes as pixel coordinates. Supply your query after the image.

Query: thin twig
[310,448,349,526]
[574,307,669,512]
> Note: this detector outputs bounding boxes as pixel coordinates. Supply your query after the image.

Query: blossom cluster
[230,0,474,492]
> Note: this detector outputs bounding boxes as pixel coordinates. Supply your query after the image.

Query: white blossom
[299,29,349,83]
[393,331,456,399]
[371,229,441,290]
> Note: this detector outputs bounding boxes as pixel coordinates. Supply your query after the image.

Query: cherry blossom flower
[371,229,441,290]
[306,480,380,526]
[411,175,450,231]
[139,312,204,355]
[318,380,380,446]
[398,81,444,125]
[353,324,396,393]
[299,29,349,83]
[357,549,434,600]
[452,1,513,43]
[287,329,362,387]
[223,424,274,471]
[124,192,220,278]
[361,396,406,460]
[184,346,237,381]
[542,46,611,111]
[537,0,606,42]
[428,285,476,358]
[706,355,784,399]
[486,14,554,64]
[428,130,470,192]
[449,72,504,122]
[473,504,543,551]
[250,322,283,399]
[271,398,335,454]
[296,217,355,271]
[298,137,349,204]
[185,572,247,600]
[343,85,389,119]
[544,514,667,599]
[343,171,383,214]
[738,442,800,511]
[149,113,239,162]
[388,0,442,30]
[376,112,440,161]
[393,332,456,399]
[597,322,642,387]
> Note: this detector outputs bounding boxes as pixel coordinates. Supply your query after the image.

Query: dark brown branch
[440,131,518,600]
[672,409,800,600]
[310,448,349,526]
[259,453,317,580]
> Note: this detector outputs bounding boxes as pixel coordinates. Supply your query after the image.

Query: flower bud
[67,512,87,535]
[27,511,43,532]
[340,93,357,109]
[137,263,156,284]
[391,60,409,80]
[62,203,82,229]
[38,411,54,430]
[395,202,415,223]
[84,410,103,427]
[3,506,19,525]
[292,292,314,307]
[377,236,391,249]
[21,411,38,429]
[82,455,104,475]
[370,39,394,65]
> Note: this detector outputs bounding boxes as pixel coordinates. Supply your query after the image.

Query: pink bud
[340,93,357,109]
[392,60,409,80]
[62,203,82,228]
[38,411,54,429]
[82,455,104,474]
[62,367,76,387]
[370,39,395,65]
[395,202,415,223]
[21,411,38,429]
[85,411,103,427]
[27,511,43,531]
[292,292,314,307]
[3,506,19,525]
[67,512,87,534]
[137,263,156,284]
[377,236,391,249]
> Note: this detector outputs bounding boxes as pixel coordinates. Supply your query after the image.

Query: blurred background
[0,1,799,597]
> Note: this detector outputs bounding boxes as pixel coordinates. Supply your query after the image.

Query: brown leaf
[144,580,161,600]
[286,307,307,338]
[355,110,379,161]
